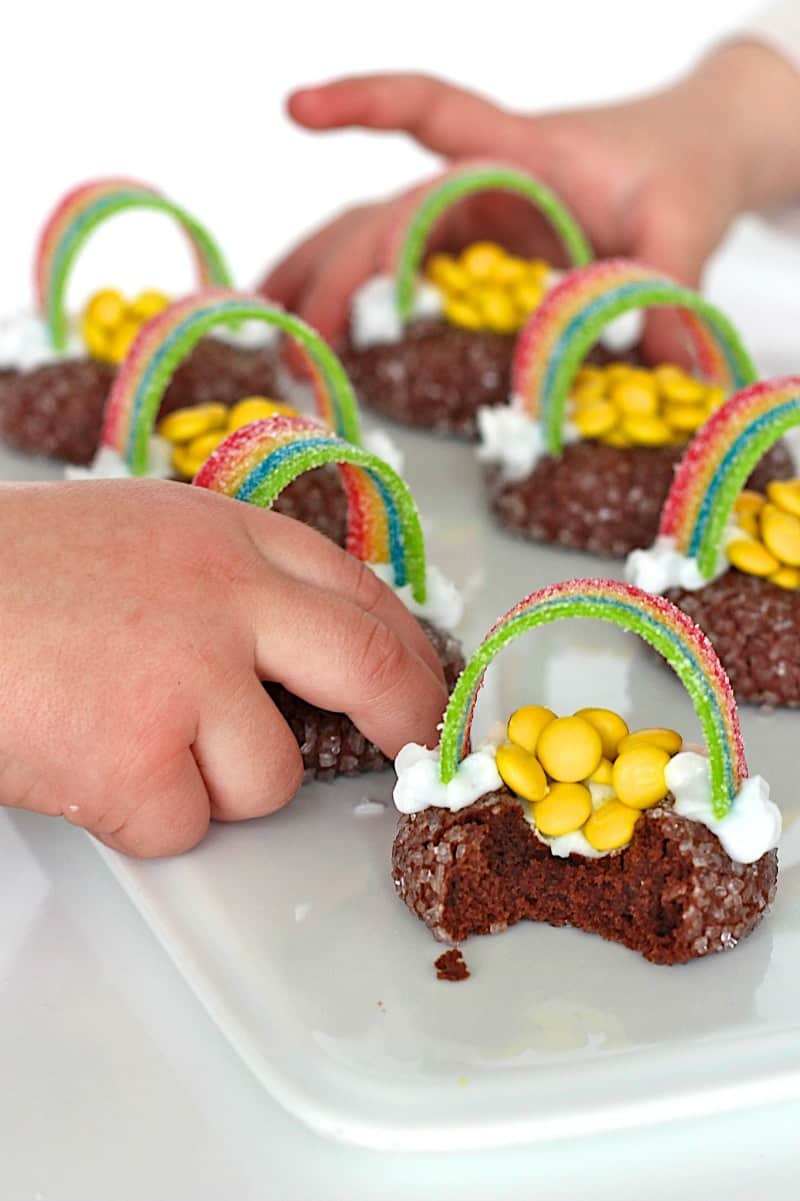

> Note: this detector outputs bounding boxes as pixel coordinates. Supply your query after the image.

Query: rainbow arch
[102,290,363,475]
[512,259,756,456]
[35,177,232,351]
[660,376,800,578]
[194,415,427,601]
[392,162,593,323]
[438,578,746,819]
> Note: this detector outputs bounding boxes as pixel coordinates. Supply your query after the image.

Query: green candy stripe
[129,300,362,474]
[244,438,428,605]
[543,282,757,456]
[697,400,800,577]
[394,166,593,322]
[48,193,232,351]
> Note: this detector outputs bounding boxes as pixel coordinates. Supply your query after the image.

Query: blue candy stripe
[689,397,800,557]
[233,437,406,584]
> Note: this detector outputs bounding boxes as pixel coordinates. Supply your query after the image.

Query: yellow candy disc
[664,404,709,434]
[536,716,603,783]
[84,288,126,331]
[443,297,482,330]
[767,479,800,518]
[734,489,766,518]
[620,414,672,447]
[425,254,469,293]
[587,757,614,787]
[659,374,706,404]
[573,708,629,759]
[159,403,229,444]
[612,745,670,810]
[583,800,641,852]
[574,401,618,439]
[769,566,800,590]
[612,381,659,417]
[171,444,207,480]
[186,430,228,460]
[506,705,556,754]
[130,289,171,322]
[617,728,682,756]
[476,289,518,333]
[532,782,592,837]
[107,318,142,365]
[727,538,780,578]
[495,742,548,803]
[761,503,800,567]
[461,241,505,280]
[227,397,297,431]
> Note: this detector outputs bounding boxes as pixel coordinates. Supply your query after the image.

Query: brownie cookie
[392,791,777,965]
[667,570,800,707]
[486,439,794,560]
[267,620,464,781]
[0,338,283,466]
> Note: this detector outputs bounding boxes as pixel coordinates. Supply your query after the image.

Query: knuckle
[350,559,385,616]
[354,615,407,702]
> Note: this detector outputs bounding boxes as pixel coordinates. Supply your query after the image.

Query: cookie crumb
[435,948,470,981]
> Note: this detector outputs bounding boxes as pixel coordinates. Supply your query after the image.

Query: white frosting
[361,427,404,476]
[666,751,781,864]
[209,319,279,350]
[350,274,443,349]
[0,311,83,371]
[65,436,173,481]
[393,740,503,815]
[600,308,643,353]
[625,536,712,594]
[368,561,463,631]
[394,737,779,866]
[477,401,580,482]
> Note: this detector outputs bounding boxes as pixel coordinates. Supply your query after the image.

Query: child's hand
[265,44,800,349]
[0,481,448,858]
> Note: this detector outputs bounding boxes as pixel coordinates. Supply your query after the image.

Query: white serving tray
[86,424,800,1151]
[5,354,800,1153]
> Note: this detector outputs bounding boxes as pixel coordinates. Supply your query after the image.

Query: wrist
[681,40,800,214]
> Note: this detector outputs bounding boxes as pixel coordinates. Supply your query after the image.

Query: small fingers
[288,73,528,161]
[249,573,448,758]
[259,205,379,313]
[87,750,210,860]
[193,674,303,822]
[241,507,446,686]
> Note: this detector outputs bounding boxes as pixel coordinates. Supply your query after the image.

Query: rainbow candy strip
[34,178,232,351]
[102,289,362,475]
[660,376,800,579]
[512,259,757,456]
[393,163,593,322]
[194,415,427,600]
[439,578,746,819]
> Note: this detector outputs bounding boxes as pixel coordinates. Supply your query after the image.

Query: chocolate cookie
[392,790,777,965]
[487,439,795,559]
[667,570,800,707]
[0,338,283,465]
[267,620,464,781]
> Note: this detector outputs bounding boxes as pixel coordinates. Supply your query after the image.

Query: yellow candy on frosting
[159,403,228,443]
[537,716,603,783]
[532,783,592,837]
[496,742,548,802]
[507,705,555,754]
[583,800,641,852]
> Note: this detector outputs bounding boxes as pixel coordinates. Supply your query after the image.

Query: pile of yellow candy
[81,288,171,365]
[570,362,725,449]
[727,480,800,590]
[425,242,552,334]
[495,705,683,852]
[158,397,298,479]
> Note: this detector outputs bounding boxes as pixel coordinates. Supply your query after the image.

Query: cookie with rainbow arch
[194,413,465,780]
[391,578,780,964]
[0,177,284,466]
[335,162,595,437]
[78,287,397,547]
[627,375,800,706]
[479,258,794,558]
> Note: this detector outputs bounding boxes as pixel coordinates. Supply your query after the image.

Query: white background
[0,0,767,314]
[4,2,800,1199]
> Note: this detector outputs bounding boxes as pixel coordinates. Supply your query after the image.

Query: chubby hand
[265,46,800,353]
[0,481,447,857]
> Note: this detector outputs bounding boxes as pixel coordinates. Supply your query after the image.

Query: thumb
[288,72,528,161]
